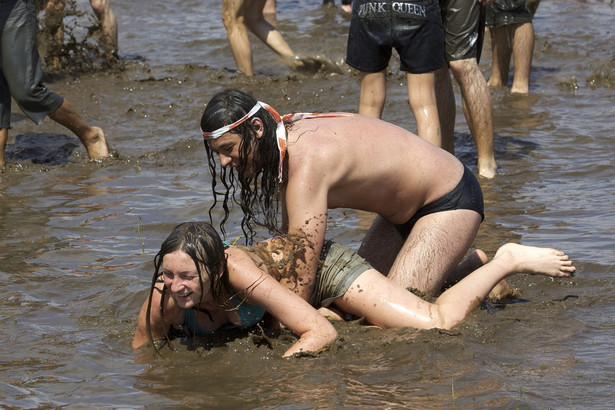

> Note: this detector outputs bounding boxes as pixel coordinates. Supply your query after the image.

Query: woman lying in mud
[132,222,575,357]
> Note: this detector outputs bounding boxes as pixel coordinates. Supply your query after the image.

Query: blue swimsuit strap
[183,296,266,336]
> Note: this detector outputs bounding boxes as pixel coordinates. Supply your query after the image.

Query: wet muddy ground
[1,0,614,408]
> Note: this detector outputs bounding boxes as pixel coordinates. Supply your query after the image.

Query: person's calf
[0,128,8,168]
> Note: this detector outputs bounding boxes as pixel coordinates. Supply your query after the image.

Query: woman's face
[161,250,210,309]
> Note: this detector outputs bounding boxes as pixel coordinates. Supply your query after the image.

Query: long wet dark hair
[145,222,228,352]
[200,89,283,244]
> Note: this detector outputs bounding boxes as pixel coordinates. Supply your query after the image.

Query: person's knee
[449,58,479,84]
[449,58,475,75]
[221,9,245,31]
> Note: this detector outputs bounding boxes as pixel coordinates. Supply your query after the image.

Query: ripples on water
[1,0,614,408]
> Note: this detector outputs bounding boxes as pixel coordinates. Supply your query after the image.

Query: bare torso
[285,115,464,224]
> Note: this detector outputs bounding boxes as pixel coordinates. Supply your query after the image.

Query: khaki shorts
[309,241,373,308]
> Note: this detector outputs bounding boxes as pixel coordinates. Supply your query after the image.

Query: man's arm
[279,170,329,302]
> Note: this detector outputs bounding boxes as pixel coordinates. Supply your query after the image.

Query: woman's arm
[132,281,182,349]
[226,247,338,357]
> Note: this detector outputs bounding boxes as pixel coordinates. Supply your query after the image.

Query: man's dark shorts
[394,166,484,238]
[1,0,63,129]
[439,0,485,62]
[486,0,533,27]
[346,0,445,74]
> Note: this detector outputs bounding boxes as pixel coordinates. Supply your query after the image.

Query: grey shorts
[0,0,63,129]
[439,0,485,62]
[486,0,533,27]
[309,241,373,308]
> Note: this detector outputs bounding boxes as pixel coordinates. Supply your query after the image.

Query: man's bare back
[201,89,484,299]
[285,115,465,225]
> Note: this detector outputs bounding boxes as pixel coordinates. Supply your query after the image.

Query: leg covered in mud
[48,99,109,160]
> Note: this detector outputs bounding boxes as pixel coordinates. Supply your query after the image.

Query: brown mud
[1,0,614,408]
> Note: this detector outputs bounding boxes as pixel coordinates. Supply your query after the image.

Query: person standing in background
[222,0,300,76]
[44,0,118,57]
[486,0,538,94]
[436,0,498,179]
[345,0,446,148]
[0,0,109,168]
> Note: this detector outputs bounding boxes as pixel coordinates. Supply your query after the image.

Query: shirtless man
[199,89,485,299]
[436,0,498,178]
[346,0,445,147]
[0,0,109,168]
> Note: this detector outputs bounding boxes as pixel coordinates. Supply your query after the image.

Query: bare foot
[478,156,497,179]
[488,279,522,299]
[511,86,530,95]
[494,243,576,278]
[487,77,504,88]
[84,126,110,160]
[284,55,342,74]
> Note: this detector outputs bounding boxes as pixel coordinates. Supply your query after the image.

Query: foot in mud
[488,279,522,300]
[85,126,110,160]
[285,55,342,74]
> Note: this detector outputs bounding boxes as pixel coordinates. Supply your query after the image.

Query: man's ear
[251,117,264,138]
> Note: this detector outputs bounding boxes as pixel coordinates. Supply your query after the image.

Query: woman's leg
[334,243,575,330]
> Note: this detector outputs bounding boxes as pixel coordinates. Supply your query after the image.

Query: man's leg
[48,99,109,159]
[244,0,295,58]
[43,0,65,69]
[0,73,10,168]
[386,209,482,295]
[358,70,387,118]
[0,128,7,168]
[263,0,276,16]
[407,71,441,147]
[510,22,534,94]
[222,0,254,75]
[487,25,512,88]
[90,0,118,54]
[435,66,456,154]
[449,58,497,178]
[358,215,406,276]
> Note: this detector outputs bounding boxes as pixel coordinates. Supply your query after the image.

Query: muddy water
[1,0,614,408]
